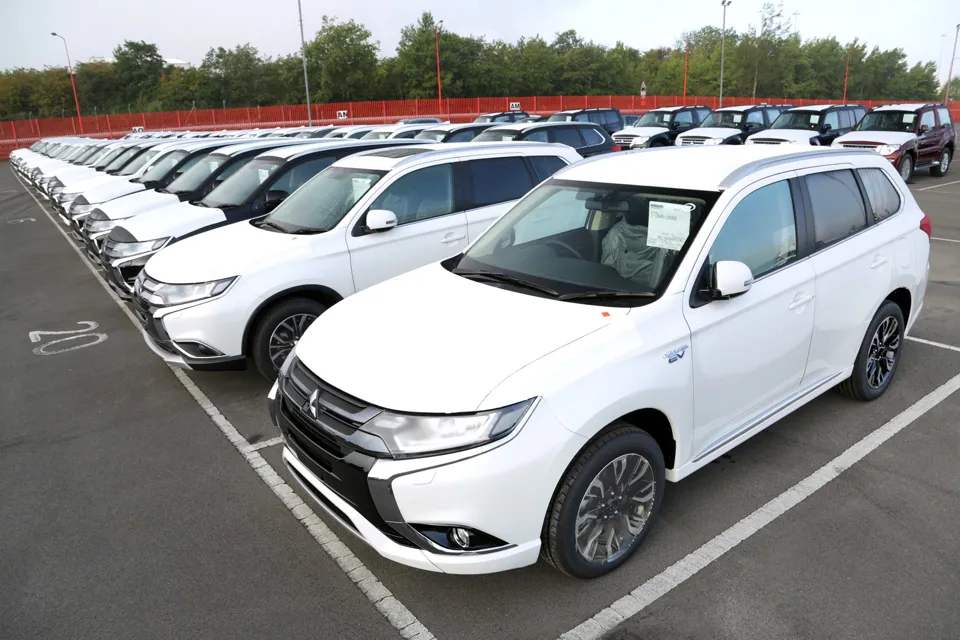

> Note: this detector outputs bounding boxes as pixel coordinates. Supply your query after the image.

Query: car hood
[613,126,669,137]
[747,129,817,143]
[50,166,98,184]
[677,127,741,140]
[95,189,182,220]
[296,263,621,414]
[72,177,144,203]
[117,200,225,242]
[144,219,326,283]
[833,131,916,146]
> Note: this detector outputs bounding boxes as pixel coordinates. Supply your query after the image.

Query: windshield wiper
[256,219,291,233]
[454,269,559,297]
[558,290,657,302]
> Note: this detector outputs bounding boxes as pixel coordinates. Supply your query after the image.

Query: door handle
[440,234,465,244]
[870,255,889,269]
[788,293,815,310]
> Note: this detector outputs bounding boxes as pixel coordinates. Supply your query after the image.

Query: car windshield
[261,166,386,233]
[104,147,143,172]
[414,130,448,141]
[635,111,673,127]
[700,111,746,128]
[137,149,189,183]
[547,113,574,122]
[73,146,102,164]
[361,131,392,140]
[117,149,160,176]
[474,115,498,123]
[473,129,522,142]
[855,111,917,133]
[771,111,822,131]
[201,158,284,207]
[93,147,128,169]
[167,153,230,193]
[452,180,715,305]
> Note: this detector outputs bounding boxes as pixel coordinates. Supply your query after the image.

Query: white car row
[12,135,930,580]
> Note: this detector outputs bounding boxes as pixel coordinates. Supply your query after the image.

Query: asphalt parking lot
[2,162,958,640]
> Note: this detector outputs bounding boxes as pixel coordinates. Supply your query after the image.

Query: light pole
[435,20,444,117]
[297,0,312,125]
[719,0,732,108]
[792,12,800,34]
[939,34,948,84]
[51,32,83,133]
[842,48,851,101]
[946,24,960,103]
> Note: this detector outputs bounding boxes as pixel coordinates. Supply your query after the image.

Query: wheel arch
[241,285,344,356]
[885,287,912,328]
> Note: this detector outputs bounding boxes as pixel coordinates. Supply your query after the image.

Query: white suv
[273,145,930,577]
[134,142,581,378]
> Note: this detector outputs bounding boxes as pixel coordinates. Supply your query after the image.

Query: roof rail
[719,148,877,189]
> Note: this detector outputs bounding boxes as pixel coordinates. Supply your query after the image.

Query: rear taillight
[920,212,932,239]
[610,145,622,152]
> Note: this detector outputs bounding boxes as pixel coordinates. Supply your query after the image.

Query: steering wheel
[544,239,585,260]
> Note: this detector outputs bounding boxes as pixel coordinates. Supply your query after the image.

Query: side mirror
[710,260,754,299]
[264,189,288,212]
[919,124,930,134]
[366,209,397,232]
[821,123,832,132]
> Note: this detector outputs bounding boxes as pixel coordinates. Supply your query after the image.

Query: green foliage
[0,11,946,121]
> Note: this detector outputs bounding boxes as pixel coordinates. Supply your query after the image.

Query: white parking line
[559,372,960,640]
[907,336,960,353]
[916,179,960,191]
[11,169,436,640]
[242,436,284,452]
[932,237,960,244]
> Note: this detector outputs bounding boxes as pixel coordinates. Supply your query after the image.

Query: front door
[683,176,815,460]
[347,162,468,291]
[916,110,940,165]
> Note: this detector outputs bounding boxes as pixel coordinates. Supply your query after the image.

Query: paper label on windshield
[647,201,692,251]
[810,114,820,124]
[732,113,743,123]
[903,114,916,124]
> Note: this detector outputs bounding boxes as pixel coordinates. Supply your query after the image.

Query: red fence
[3,95,958,160]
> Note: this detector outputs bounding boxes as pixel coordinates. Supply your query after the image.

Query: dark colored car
[548,108,624,135]
[515,115,549,123]
[472,122,619,156]
[413,123,500,142]
[676,104,791,146]
[474,111,530,123]
[612,105,712,148]
[833,102,956,182]
[747,104,866,146]
[622,114,641,127]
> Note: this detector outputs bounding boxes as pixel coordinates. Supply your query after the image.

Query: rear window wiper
[558,290,657,302]
[454,269,559,297]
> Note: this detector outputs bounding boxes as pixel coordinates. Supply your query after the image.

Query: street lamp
[297,0,312,126]
[719,1,732,108]
[946,24,960,103]
[51,32,83,133]
[435,20,444,118]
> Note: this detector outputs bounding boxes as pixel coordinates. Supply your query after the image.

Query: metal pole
[435,21,444,118]
[946,24,960,103]
[719,1,731,108]
[683,40,688,105]
[842,49,851,102]
[52,32,83,133]
[298,0,312,126]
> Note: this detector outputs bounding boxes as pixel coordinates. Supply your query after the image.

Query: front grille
[680,137,707,145]
[839,143,879,149]
[613,134,636,145]
[750,138,786,145]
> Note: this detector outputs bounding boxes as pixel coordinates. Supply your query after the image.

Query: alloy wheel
[268,313,316,369]
[866,316,900,389]
[941,150,951,173]
[900,157,912,182]
[575,453,656,564]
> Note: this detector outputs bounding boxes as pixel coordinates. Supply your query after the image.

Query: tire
[251,297,327,380]
[930,148,952,177]
[541,424,665,579]
[837,300,905,401]
[898,154,914,183]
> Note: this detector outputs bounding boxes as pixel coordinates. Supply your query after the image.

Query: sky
[4,0,959,84]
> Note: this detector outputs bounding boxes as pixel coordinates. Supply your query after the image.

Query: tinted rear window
[806,170,867,249]
[530,156,568,182]
[465,157,535,208]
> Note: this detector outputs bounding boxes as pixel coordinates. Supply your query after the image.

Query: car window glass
[269,156,337,196]
[709,181,797,279]
[674,110,694,125]
[838,110,853,129]
[580,127,605,145]
[587,112,604,124]
[370,164,454,225]
[937,108,952,128]
[697,108,711,122]
[446,129,476,143]
[523,130,550,143]
[822,111,839,131]
[746,110,764,124]
[575,113,591,122]
[806,170,867,249]
[854,108,866,122]
[467,157,535,208]
[919,110,936,131]
[857,168,901,222]
[554,128,585,148]
[511,186,591,244]
[530,156,567,183]
[494,114,511,122]
[764,108,780,123]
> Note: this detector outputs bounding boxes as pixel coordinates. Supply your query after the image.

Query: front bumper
[272,363,586,575]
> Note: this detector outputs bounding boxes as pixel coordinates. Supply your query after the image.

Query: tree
[113,40,164,108]
[304,16,380,103]
[74,61,118,113]
[200,44,268,108]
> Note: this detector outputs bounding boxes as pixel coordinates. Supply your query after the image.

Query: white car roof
[786,104,861,112]
[873,103,935,112]
[558,146,878,192]
[419,123,490,133]
[329,125,375,134]
[365,123,426,134]
[334,142,579,172]
[205,139,310,157]
[255,139,426,162]
[485,121,598,133]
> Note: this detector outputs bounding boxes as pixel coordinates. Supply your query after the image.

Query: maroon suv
[833,102,955,182]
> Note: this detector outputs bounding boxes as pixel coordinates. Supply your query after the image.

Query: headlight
[109,237,171,258]
[360,398,535,456]
[631,136,650,147]
[85,217,125,233]
[705,138,723,146]
[153,276,237,306]
[69,203,96,218]
[877,144,900,156]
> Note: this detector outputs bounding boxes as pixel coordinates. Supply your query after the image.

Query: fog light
[450,528,472,549]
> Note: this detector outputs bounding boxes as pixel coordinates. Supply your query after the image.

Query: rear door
[459,156,537,240]
[577,126,611,156]
[346,162,468,291]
